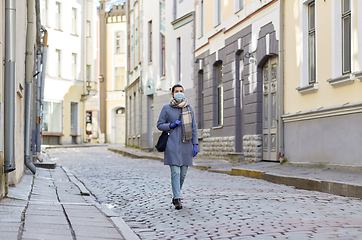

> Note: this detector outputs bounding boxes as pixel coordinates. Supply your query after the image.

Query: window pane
[342,0,350,13]
[308,2,315,30]
[52,102,63,133]
[86,65,91,81]
[342,16,351,73]
[42,102,51,132]
[309,32,316,83]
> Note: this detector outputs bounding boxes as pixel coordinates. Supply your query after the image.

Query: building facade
[194,0,282,161]
[283,0,362,165]
[40,0,98,145]
[98,0,127,144]
[126,0,196,151]
[0,0,41,198]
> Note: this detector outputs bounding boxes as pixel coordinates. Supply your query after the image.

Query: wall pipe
[35,0,42,154]
[4,0,16,173]
[24,0,37,174]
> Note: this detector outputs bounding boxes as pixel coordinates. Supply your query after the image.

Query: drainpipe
[4,0,16,173]
[37,26,48,155]
[24,0,37,174]
[35,0,42,154]
[278,0,285,159]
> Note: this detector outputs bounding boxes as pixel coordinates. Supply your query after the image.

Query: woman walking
[157,84,198,210]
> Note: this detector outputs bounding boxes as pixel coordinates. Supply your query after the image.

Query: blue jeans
[169,165,188,199]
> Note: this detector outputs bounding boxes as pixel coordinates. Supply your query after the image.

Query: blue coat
[157,103,198,166]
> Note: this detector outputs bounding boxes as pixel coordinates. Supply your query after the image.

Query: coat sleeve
[190,106,198,145]
[157,105,171,131]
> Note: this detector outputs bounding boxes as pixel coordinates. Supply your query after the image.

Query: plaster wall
[284,113,362,165]
[284,0,362,115]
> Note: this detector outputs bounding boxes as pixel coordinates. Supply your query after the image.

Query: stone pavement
[108,144,362,199]
[48,146,362,239]
[0,165,139,240]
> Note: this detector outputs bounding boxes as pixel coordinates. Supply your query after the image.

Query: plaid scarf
[169,97,193,143]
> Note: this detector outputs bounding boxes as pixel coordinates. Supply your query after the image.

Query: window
[55,2,61,30]
[215,63,223,126]
[72,53,76,79]
[149,21,152,63]
[116,31,125,53]
[42,101,63,133]
[72,8,77,34]
[198,70,204,129]
[86,21,91,37]
[342,0,351,74]
[55,49,61,77]
[86,65,91,81]
[115,67,126,90]
[235,0,243,12]
[201,0,204,36]
[308,2,316,84]
[41,0,48,26]
[70,102,78,136]
[214,0,222,26]
[177,38,181,82]
[130,30,134,70]
[161,34,166,76]
[135,23,139,64]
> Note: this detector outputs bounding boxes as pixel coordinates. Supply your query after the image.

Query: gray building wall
[194,22,279,160]
[284,112,362,165]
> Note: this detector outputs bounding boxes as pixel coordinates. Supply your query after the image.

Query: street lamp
[81,81,92,100]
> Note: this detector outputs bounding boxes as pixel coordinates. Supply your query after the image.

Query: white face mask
[174,92,184,101]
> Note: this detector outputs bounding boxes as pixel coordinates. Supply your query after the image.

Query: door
[115,109,125,144]
[262,56,278,161]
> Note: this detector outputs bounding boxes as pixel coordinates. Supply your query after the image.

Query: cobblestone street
[49,147,362,239]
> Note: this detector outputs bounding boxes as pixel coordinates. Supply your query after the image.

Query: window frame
[86,65,91,82]
[71,53,76,79]
[55,2,61,30]
[42,101,63,133]
[342,0,351,75]
[71,8,77,35]
[161,34,166,76]
[308,1,316,84]
[214,62,223,127]
[149,21,153,63]
[55,49,61,77]
[86,21,91,38]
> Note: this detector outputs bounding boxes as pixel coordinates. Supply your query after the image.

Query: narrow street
[49,147,362,239]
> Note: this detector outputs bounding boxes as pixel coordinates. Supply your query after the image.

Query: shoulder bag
[155,128,174,152]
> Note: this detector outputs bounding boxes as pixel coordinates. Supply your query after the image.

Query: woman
[157,84,198,210]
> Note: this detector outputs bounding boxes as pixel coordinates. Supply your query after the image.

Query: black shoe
[173,198,182,210]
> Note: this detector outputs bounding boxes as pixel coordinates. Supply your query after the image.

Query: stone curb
[60,165,140,240]
[108,147,362,199]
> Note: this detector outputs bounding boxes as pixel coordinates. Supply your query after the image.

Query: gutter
[24,0,37,174]
[4,0,16,173]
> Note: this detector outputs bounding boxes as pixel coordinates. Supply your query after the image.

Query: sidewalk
[108,145,362,199]
[0,166,139,240]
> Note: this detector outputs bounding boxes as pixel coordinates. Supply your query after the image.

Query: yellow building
[194,0,282,161]
[99,1,127,144]
[283,0,362,165]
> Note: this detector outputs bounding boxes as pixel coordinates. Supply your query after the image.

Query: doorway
[262,56,278,161]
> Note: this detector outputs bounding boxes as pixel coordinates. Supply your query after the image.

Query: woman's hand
[170,120,182,129]
[193,144,198,157]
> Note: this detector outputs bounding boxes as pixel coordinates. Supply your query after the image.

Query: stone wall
[243,135,263,163]
[199,129,235,159]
